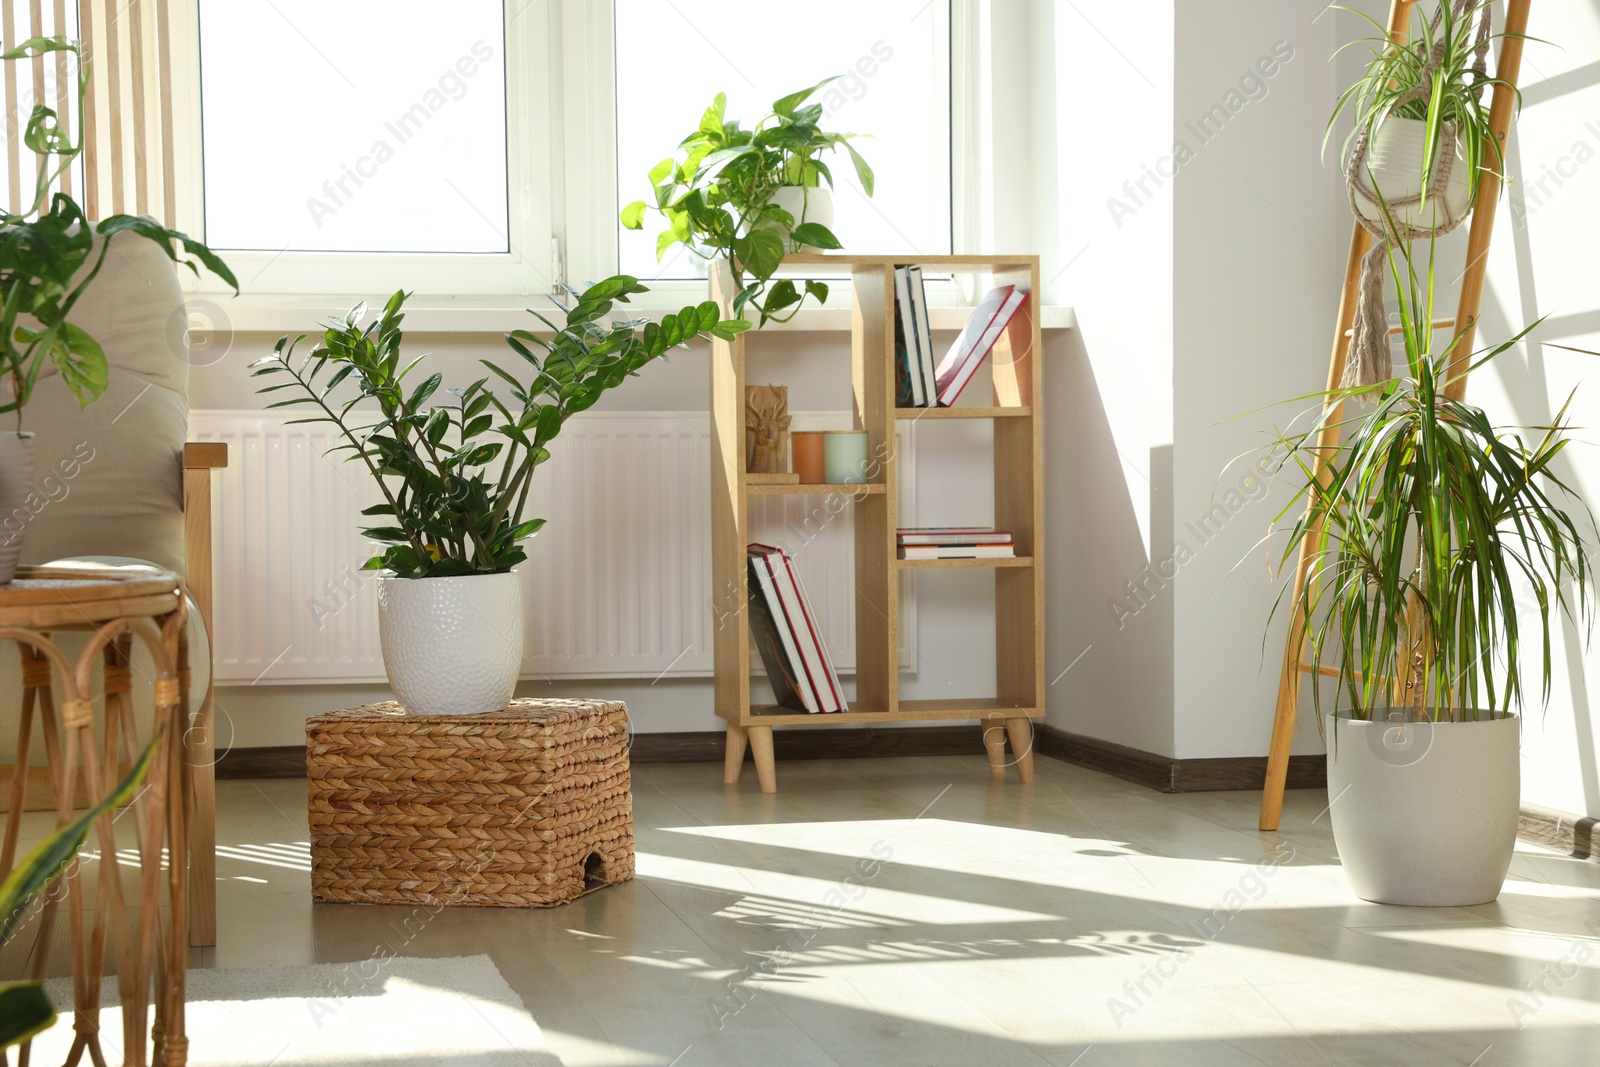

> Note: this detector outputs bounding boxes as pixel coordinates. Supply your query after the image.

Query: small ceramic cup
[822,431,870,485]
[792,431,826,483]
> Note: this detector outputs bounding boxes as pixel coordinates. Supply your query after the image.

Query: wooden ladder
[1258,0,1534,831]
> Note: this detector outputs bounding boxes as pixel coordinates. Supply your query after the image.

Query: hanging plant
[1324,1,1526,387]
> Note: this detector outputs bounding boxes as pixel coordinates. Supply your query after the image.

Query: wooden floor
[6,753,1600,1065]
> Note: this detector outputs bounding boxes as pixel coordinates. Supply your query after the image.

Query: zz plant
[620,76,872,327]
[0,37,237,424]
[252,278,748,579]
[1264,233,1593,723]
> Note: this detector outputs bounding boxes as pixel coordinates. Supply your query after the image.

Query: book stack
[897,527,1016,560]
[746,543,848,713]
[894,267,1029,408]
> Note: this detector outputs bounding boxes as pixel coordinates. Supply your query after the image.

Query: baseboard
[219,726,1327,791]
[217,725,986,780]
[1032,724,1328,793]
[1518,802,1598,864]
[216,745,307,779]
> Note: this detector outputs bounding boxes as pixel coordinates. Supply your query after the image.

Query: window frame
[175,0,554,300]
[170,0,982,317]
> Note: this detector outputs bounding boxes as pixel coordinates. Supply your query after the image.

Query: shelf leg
[982,714,1007,775]
[747,725,777,794]
[723,723,748,784]
[1005,718,1036,784]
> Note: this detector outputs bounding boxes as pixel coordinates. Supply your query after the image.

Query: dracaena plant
[1,739,155,1050]
[0,37,237,427]
[620,76,873,327]
[251,277,749,579]
[1263,232,1594,723]
[1327,1,1524,208]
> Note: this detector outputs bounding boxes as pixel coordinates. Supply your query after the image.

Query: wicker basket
[306,698,634,907]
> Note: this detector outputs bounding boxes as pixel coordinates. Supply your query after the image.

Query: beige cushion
[21,229,189,574]
[2,233,203,761]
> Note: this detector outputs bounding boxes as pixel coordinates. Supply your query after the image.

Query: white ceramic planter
[1356,117,1474,232]
[376,571,523,716]
[1326,709,1519,906]
[0,432,35,583]
[763,186,834,250]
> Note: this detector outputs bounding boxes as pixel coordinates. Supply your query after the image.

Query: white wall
[1036,1,1178,756]
[1170,4,1345,760]
[1033,1,1347,759]
[1474,2,1600,819]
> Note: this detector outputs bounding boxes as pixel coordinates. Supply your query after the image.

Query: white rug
[27,955,565,1066]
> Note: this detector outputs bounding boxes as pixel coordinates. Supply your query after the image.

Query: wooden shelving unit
[712,253,1045,793]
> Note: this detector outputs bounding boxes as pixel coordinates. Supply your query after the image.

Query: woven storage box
[306,698,633,907]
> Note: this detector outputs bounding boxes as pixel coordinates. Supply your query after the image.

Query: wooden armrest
[184,442,228,470]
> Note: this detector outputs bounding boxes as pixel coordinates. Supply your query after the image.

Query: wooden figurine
[745,385,792,474]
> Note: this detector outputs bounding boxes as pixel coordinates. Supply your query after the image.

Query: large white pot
[376,572,523,716]
[1326,709,1519,906]
[0,432,35,583]
[762,186,834,251]
[1355,117,1474,232]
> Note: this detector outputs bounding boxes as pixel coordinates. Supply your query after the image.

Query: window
[613,0,953,281]
[197,0,509,254]
[179,0,958,304]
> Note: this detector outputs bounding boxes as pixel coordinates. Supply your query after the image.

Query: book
[933,286,1029,407]
[893,268,927,407]
[771,546,848,712]
[907,266,937,405]
[899,544,1017,560]
[898,527,1014,546]
[751,543,838,713]
[893,296,915,407]
[747,550,819,713]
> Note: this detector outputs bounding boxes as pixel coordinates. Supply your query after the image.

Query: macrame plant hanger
[1342,0,1493,388]
[1259,0,1533,831]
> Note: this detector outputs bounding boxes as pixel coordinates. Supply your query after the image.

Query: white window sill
[194,293,1077,336]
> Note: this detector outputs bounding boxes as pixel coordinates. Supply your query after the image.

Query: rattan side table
[0,563,193,1067]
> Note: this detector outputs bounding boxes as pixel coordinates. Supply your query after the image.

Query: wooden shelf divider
[710,254,1046,793]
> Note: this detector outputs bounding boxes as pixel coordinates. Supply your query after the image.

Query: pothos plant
[620,76,873,327]
[251,277,749,579]
[0,37,237,428]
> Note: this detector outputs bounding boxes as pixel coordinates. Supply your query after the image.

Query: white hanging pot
[1355,117,1474,232]
[376,571,523,715]
[0,432,35,583]
[761,186,834,251]
[1325,709,1519,906]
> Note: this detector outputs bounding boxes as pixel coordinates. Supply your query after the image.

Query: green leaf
[789,223,842,250]
[2,736,157,947]
[0,981,56,1048]
[739,228,784,280]
[698,92,727,136]
[534,404,562,446]
[44,323,109,408]
[772,77,840,118]
[844,141,874,197]
[619,200,647,230]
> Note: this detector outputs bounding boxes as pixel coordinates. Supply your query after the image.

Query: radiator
[189,410,915,684]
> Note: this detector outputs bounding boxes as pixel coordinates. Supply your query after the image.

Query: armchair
[0,230,225,947]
